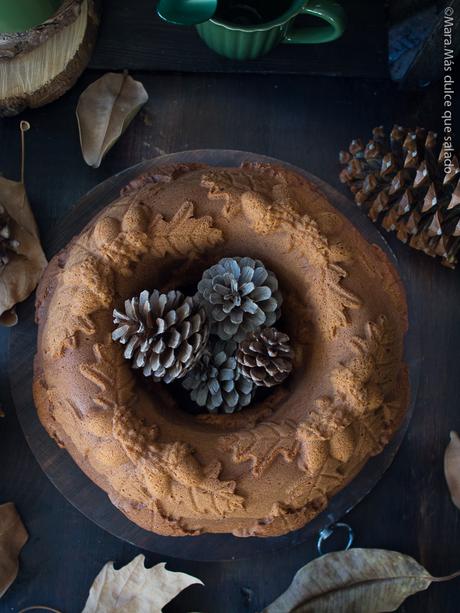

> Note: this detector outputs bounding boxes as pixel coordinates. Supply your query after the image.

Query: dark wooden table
[1,3,460,612]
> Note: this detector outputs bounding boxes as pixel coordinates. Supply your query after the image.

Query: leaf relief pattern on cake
[77,337,246,522]
[46,199,222,356]
[220,420,299,478]
[112,406,245,519]
[34,162,409,537]
[201,164,362,339]
[220,313,404,519]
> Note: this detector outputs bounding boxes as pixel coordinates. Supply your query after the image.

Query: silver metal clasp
[317,522,354,556]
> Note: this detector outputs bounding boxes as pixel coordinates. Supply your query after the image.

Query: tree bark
[0,0,100,117]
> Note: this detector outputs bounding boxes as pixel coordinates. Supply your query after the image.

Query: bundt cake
[33,162,409,537]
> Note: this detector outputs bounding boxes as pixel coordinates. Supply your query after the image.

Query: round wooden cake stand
[9,150,421,561]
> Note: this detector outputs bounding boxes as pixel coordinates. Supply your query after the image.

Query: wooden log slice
[0,0,100,117]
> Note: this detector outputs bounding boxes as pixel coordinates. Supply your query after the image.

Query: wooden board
[89,0,388,76]
[1,70,459,611]
[8,150,419,561]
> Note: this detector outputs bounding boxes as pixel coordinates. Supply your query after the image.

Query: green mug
[196,0,346,60]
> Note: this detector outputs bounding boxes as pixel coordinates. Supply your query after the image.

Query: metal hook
[317,522,354,556]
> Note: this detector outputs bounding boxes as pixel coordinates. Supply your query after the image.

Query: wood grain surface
[89,0,387,76]
[0,19,460,613]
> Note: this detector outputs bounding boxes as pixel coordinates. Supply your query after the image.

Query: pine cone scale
[113,254,294,414]
[113,289,209,382]
[0,204,20,269]
[197,256,282,342]
[182,338,255,413]
[236,327,294,388]
[340,125,460,268]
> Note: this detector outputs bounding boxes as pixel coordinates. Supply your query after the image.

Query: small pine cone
[236,327,294,387]
[339,125,460,268]
[113,289,209,383]
[182,338,255,413]
[197,256,282,342]
[0,203,20,269]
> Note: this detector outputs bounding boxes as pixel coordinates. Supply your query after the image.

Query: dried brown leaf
[0,176,47,326]
[263,548,460,613]
[77,72,148,168]
[444,430,460,509]
[0,502,28,598]
[82,554,203,613]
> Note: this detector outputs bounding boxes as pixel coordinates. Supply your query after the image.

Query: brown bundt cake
[33,162,409,537]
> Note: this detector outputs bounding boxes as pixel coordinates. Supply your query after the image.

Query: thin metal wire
[18,607,63,613]
[317,522,354,556]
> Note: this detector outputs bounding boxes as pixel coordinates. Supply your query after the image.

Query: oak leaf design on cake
[284,423,365,514]
[286,471,341,509]
[270,499,328,532]
[52,199,223,356]
[79,343,138,411]
[350,315,398,395]
[304,315,399,445]
[121,164,206,196]
[297,399,355,443]
[149,200,223,258]
[331,315,397,416]
[113,407,244,519]
[233,497,328,538]
[201,169,276,219]
[146,500,202,536]
[49,255,115,355]
[47,201,151,355]
[220,420,299,478]
[239,188,361,339]
[203,164,363,339]
[93,206,152,277]
[354,399,405,459]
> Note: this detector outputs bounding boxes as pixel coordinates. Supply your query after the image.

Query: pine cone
[236,327,294,387]
[197,256,282,342]
[112,289,209,383]
[182,338,255,413]
[339,125,460,268]
[0,204,19,269]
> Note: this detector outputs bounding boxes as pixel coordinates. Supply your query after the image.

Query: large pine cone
[0,204,19,269]
[112,289,209,383]
[236,327,294,387]
[182,338,255,413]
[339,125,460,268]
[197,256,282,342]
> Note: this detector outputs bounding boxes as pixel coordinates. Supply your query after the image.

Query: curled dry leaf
[263,548,460,613]
[77,72,149,168]
[0,122,47,326]
[444,430,460,509]
[82,554,203,613]
[0,502,28,598]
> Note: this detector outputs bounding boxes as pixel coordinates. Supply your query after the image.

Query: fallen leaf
[0,502,28,598]
[444,430,460,509]
[77,72,148,168]
[0,122,47,326]
[263,548,460,613]
[82,554,203,613]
